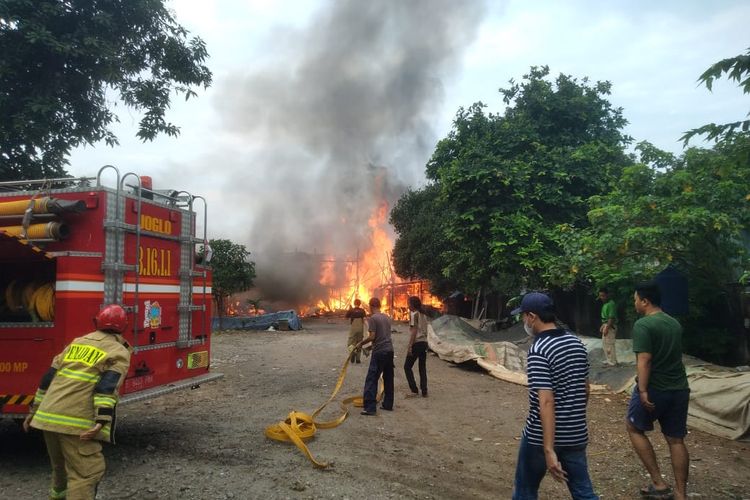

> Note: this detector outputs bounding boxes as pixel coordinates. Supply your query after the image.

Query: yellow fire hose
[0,197,51,216]
[30,283,55,321]
[264,349,383,468]
[0,197,85,216]
[3,280,55,321]
[0,222,69,240]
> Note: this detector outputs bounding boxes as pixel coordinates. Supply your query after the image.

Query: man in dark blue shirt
[511,292,598,500]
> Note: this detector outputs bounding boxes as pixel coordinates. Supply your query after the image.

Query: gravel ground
[2,318,749,499]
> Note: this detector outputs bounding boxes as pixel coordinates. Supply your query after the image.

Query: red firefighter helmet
[94,304,128,333]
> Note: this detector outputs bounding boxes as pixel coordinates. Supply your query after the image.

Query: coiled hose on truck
[0,196,82,241]
[0,222,69,240]
[0,197,85,216]
[3,280,55,321]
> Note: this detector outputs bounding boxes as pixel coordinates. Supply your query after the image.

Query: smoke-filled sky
[66,0,749,304]
[204,0,484,306]
[215,0,484,256]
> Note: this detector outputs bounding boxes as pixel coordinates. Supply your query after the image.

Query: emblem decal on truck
[143,300,162,329]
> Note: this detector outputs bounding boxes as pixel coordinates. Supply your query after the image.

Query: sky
[65,0,749,280]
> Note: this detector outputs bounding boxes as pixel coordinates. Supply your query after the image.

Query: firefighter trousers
[43,431,105,500]
[347,319,364,363]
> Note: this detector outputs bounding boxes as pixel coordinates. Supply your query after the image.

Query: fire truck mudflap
[0,166,222,418]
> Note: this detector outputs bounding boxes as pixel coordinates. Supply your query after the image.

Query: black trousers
[404,341,428,395]
[363,350,394,412]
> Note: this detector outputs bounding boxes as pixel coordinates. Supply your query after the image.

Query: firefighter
[345,298,367,363]
[23,304,132,500]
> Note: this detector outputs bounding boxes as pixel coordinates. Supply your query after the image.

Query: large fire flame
[223,201,442,320]
[313,200,390,311]
[307,200,441,320]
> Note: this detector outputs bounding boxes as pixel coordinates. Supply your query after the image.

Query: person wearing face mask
[511,292,598,500]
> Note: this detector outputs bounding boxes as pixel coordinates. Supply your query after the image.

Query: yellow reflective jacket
[30,330,131,443]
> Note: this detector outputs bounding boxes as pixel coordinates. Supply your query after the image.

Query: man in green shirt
[626,281,690,500]
[598,287,618,366]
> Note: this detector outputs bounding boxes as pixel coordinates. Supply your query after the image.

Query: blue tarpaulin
[212,310,304,331]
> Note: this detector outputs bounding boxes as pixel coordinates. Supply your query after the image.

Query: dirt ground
[2,318,749,499]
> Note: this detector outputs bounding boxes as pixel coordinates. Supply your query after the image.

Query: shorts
[627,385,690,438]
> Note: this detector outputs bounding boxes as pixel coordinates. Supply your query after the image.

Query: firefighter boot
[49,487,66,500]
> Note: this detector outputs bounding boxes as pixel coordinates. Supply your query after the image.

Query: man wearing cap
[511,292,599,500]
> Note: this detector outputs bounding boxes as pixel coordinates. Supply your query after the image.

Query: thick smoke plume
[216,0,486,310]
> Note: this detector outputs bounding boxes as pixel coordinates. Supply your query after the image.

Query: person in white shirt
[404,296,429,398]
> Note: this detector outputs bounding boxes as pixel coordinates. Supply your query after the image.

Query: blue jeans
[512,435,599,500]
[362,350,394,412]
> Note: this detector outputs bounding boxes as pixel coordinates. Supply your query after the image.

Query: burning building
[208,1,483,320]
[230,195,442,320]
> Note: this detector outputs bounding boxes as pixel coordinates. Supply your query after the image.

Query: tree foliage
[409,66,631,294]
[392,61,750,362]
[390,184,456,297]
[681,46,750,145]
[564,137,750,289]
[0,0,212,181]
[209,239,256,326]
[559,136,750,361]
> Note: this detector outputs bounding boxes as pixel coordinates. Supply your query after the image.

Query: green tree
[563,137,750,361]
[423,66,630,295]
[0,0,212,181]
[681,46,750,145]
[390,184,456,297]
[209,239,256,329]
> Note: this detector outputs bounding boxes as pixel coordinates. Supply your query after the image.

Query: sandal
[640,484,673,499]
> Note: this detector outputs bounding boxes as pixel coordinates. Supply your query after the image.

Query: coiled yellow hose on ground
[264,350,382,468]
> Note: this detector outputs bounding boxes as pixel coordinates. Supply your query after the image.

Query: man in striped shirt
[511,292,598,500]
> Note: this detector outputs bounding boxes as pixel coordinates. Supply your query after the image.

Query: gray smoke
[215,0,486,310]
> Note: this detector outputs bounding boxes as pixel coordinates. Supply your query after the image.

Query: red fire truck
[0,166,221,418]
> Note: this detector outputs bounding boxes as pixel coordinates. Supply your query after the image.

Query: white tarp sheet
[428,315,750,440]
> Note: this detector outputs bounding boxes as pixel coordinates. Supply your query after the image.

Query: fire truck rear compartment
[1,171,219,417]
[0,233,56,325]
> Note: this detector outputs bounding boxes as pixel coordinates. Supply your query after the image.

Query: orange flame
[308,199,442,320]
[224,300,266,317]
